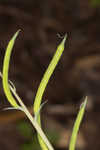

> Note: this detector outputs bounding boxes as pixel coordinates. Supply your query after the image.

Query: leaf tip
[61,33,67,46]
[12,29,21,41]
[80,96,87,109]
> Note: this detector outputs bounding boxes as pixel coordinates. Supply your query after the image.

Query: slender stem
[0,71,54,150]
[24,108,54,150]
[10,86,54,150]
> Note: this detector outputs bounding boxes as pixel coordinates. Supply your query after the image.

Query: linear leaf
[33,34,67,150]
[2,30,20,108]
[69,97,87,150]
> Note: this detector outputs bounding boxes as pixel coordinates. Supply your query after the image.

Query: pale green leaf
[2,30,20,108]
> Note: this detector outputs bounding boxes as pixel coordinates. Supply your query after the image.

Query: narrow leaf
[33,34,67,150]
[69,97,87,150]
[2,30,20,108]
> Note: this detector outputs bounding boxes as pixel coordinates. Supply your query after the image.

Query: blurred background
[0,0,100,150]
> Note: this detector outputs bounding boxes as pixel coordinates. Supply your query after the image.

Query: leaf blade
[2,30,20,108]
[69,97,87,150]
[33,34,67,150]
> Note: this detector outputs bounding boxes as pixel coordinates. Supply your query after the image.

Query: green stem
[10,84,54,150]
[2,30,54,150]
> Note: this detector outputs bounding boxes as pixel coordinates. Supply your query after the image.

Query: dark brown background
[0,0,100,150]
